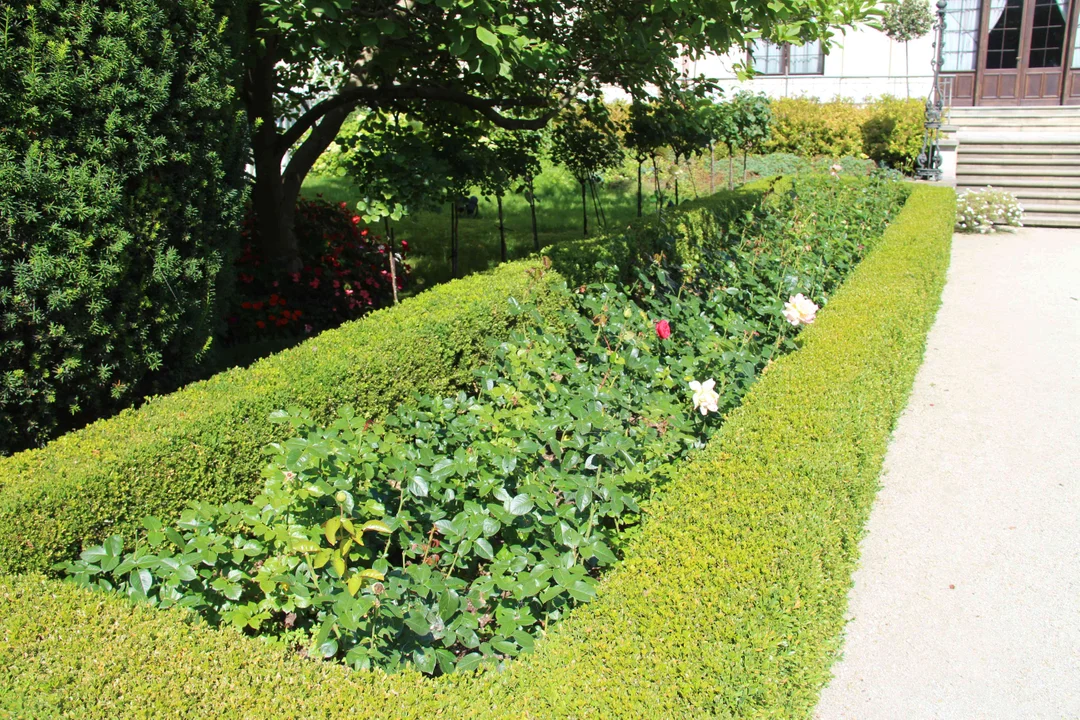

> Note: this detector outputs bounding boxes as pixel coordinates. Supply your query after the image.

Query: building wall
[689,25,940,102]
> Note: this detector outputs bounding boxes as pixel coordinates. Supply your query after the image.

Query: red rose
[655,320,671,339]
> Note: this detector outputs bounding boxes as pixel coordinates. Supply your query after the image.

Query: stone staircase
[949,106,1080,228]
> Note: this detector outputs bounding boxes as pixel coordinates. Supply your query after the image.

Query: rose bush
[226,198,407,344]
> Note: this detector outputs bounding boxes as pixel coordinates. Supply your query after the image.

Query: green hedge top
[0,184,955,717]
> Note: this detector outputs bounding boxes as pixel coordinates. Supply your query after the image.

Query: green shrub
[0,183,788,579]
[862,96,926,173]
[766,97,867,158]
[0,0,249,454]
[0,184,955,717]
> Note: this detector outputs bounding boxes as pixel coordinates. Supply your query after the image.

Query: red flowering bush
[227,198,408,343]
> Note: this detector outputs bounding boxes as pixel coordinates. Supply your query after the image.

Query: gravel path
[814,227,1080,720]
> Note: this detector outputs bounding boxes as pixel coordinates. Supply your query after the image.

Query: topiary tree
[550,104,624,237]
[730,91,774,182]
[0,0,248,454]
[476,130,542,261]
[624,101,670,217]
[881,0,934,97]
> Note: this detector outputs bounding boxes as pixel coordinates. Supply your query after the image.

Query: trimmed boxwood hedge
[0,184,954,717]
[0,184,770,576]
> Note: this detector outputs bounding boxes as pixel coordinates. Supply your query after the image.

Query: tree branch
[277,85,555,153]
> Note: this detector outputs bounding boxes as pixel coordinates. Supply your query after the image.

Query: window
[942,0,981,71]
[986,0,1024,69]
[1028,0,1069,68]
[1072,7,1080,66]
[748,39,824,75]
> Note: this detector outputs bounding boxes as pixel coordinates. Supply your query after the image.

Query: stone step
[1014,210,1080,227]
[955,165,1080,177]
[957,186,1080,201]
[959,155,1080,166]
[955,176,1080,188]
[953,121,1080,132]
[955,132,1080,144]
[957,145,1080,159]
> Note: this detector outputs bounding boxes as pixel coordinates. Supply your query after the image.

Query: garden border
[0,184,954,717]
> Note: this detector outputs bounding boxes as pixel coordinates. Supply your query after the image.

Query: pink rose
[655,319,671,339]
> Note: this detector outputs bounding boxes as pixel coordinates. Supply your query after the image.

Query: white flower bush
[955,187,1024,234]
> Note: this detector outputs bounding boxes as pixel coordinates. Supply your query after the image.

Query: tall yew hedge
[0,0,248,453]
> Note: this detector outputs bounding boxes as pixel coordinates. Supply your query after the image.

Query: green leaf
[456,652,484,673]
[474,537,494,560]
[508,494,533,516]
[360,520,392,534]
[129,569,153,596]
[408,475,429,498]
[475,26,499,47]
[318,638,339,658]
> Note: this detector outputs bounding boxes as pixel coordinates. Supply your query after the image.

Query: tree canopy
[243,0,879,266]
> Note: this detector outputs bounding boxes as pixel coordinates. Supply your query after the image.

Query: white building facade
[692,0,1080,107]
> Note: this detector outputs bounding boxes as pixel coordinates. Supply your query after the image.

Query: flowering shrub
[60,175,908,676]
[227,198,407,343]
[955,187,1024,234]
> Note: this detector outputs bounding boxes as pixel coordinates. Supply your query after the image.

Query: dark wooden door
[1022,0,1071,101]
[979,0,1027,103]
[978,0,1072,103]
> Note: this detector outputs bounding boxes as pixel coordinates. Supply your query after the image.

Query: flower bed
[0,181,771,579]
[0,183,953,717]
[54,176,904,676]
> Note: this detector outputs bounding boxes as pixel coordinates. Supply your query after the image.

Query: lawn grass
[303,162,646,292]
[303,154,877,293]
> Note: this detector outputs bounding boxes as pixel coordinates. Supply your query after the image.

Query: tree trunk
[244,24,354,274]
[581,180,588,237]
[728,151,734,191]
[450,201,459,278]
[636,160,643,217]
[652,156,662,218]
[589,180,606,230]
[497,194,507,263]
[743,150,748,183]
[528,177,539,252]
[384,217,398,305]
[246,33,301,272]
[905,41,911,99]
[709,142,715,195]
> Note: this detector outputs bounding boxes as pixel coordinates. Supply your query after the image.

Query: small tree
[343,113,450,300]
[882,0,934,98]
[476,130,542,261]
[663,96,711,205]
[731,92,774,182]
[624,101,670,216]
[550,104,624,237]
